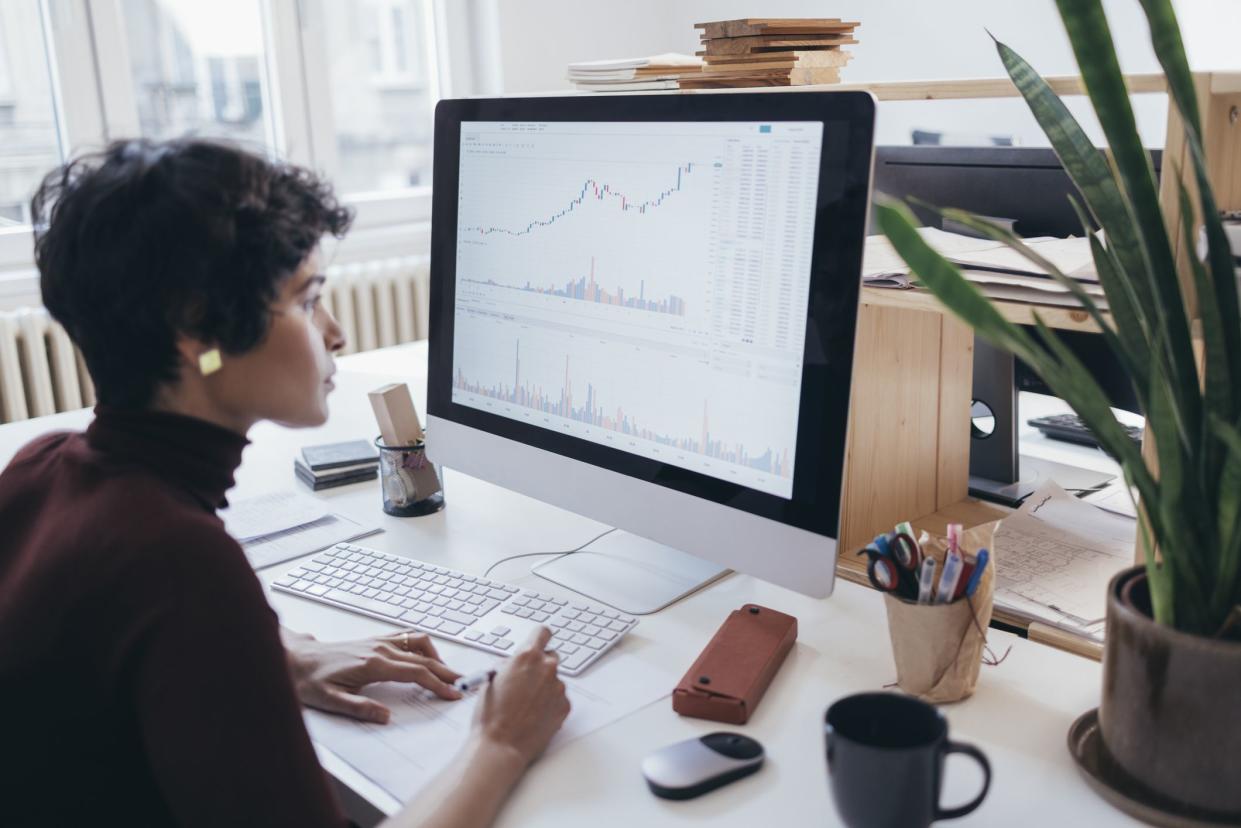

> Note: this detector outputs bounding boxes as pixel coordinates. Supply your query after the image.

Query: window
[0,4,62,228]
[318,0,438,194]
[119,0,275,149]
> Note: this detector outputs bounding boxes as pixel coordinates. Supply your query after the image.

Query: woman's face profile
[208,249,346,429]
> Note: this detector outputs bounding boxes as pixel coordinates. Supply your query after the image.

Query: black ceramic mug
[824,692,991,828]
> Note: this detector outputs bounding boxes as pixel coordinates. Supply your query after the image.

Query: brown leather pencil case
[672,603,797,724]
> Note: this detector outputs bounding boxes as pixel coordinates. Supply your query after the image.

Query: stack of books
[682,18,859,89]
[567,53,704,92]
[294,439,379,491]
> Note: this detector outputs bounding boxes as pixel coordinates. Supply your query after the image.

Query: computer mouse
[641,732,765,800]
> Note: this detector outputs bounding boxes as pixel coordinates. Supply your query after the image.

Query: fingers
[386,631,442,662]
[319,686,391,724]
[379,644,462,683]
[523,625,553,653]
[369,658,463,700]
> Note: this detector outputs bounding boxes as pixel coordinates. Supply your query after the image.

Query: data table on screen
[452,121,823,499]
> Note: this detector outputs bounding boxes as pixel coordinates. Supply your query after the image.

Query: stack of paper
[220,491,381,570]
[683,18,859,89]
[862,228,1107,308]
[991,482,1136,641]
[566,53,703,92]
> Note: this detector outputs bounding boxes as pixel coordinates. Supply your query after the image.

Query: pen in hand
[455,668,497,693]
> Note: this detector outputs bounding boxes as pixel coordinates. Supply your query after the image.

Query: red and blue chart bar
[463,257,686,316]
[453,340,791,478]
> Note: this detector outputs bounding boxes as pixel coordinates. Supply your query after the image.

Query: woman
[0,139,569,827]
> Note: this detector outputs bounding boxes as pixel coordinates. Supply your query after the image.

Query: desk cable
[482,527,616,580]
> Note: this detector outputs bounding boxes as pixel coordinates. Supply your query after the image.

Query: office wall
[491,0,1233,148]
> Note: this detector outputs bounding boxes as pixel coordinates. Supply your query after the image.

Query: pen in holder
[882,521,1002,704]
[374,437,445,517]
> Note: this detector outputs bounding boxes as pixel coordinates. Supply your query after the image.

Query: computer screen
[426,93,874,601]
[449,120,823,500]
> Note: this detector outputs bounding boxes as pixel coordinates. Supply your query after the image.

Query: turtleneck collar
[85,406,250,511]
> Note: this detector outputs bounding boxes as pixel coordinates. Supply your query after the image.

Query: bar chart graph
[461,257,687,316]
[453,339,791,478]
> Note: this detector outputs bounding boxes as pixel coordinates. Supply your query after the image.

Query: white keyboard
[271,542,637,676]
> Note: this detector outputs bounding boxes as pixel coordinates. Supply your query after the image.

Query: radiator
[0,255,431,424]
[323,255,431,356]
[0,309,95,424]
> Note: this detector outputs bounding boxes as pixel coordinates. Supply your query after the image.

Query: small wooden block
[369,382,425,446]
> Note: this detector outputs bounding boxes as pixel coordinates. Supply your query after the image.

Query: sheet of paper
[993,482,1135,624]
[1084,479,1140,520]
[243,513,381,570]
[304,645,672,804]
[220,491,327,542]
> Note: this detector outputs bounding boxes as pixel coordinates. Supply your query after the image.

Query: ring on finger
[402,632,411,652]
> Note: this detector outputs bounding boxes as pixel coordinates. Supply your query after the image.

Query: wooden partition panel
[837,296,974,573]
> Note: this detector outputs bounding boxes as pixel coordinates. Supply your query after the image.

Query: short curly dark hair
[32,138,353,409]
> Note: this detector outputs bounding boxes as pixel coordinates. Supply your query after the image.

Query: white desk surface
[0,341,1139,826]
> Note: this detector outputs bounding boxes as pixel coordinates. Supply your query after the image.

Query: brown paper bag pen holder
[883,522,999,704]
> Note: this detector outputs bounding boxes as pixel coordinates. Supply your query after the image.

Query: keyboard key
[466,595,485,605]
[516,608,534,619]
[582,623,603,637]
[447,600,466,611]
[439,621,466,636]
[501,605,518,615]
[618,616,635,624]
[307,584,330,596]
[479,599,501,614]
[531,611,550,622]
[578,613,598,626]
[597,629,617,641]
[479,634,498,646]
[607,620,628,632]
[571,602,589,611]
[490,626,511,637]
[399,611,425,625]
[549,618,570,629]
[441,609,476,626]
[420,618,443,630]
[571,633,589,645]
[494,638,514,650]
[463,631,483,641]
[549,597,568,606]
[426,607,444,617]
[502,585,519,593]
[585,637,606,650]
[555,642,579,655]
[567,621,585,632]
[324,588,404,618]
[561,609,580,620]
[600,609,620,619]
[561,648,592,671]
[487,589,510,600]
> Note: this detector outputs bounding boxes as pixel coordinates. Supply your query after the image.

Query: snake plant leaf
[994,32,1202,442]
[873,201,1043,360]
[1066,193,1151,403]
[1175,174,1231,457]
[993,38,1156,327]
[1209,414,1241,615]
[924,203,1152,410]
[1138,0,1241,419]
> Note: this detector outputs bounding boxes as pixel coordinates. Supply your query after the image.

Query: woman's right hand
[473,626,570,767]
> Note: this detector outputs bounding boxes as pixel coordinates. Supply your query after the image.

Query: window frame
[0,0,505,294]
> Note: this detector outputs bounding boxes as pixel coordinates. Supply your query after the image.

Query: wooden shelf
[862,286,1106,333]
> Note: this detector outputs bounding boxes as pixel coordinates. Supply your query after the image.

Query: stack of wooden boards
[683,18,859,89]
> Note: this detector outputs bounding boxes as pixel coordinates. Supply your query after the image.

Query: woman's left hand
[282,629,463,724]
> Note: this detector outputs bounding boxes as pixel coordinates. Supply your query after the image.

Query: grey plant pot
[1099,566,1241,819]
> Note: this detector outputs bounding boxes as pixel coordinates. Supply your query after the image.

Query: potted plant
[876,0,1241,819]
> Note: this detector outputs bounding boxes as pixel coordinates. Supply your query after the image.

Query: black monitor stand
[968,338,1115,506]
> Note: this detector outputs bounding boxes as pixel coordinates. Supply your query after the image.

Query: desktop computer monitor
[426,93,876,612]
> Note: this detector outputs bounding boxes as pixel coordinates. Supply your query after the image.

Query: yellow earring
[198,349,222,376]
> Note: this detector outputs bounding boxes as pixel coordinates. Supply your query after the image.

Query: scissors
[858,532,921,595]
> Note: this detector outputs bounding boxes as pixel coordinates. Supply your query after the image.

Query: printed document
[304,645,672,803]
[994,481,1135,627]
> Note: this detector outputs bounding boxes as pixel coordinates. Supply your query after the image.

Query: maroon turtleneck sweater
[0,407,345,826]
